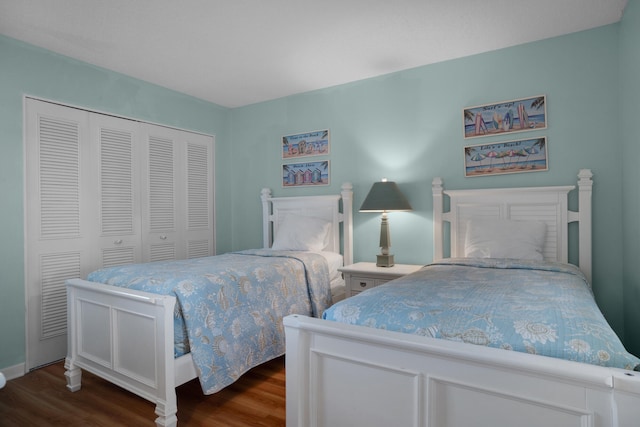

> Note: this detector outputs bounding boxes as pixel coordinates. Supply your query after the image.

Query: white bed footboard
[65,278,195,427]
[284,314,640,427]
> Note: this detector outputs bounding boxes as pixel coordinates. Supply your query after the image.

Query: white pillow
[271,214,331,252]
[464,218,546,260]
[317,251,344,281]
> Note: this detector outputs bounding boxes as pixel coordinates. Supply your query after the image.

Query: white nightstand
[339,262,424,297]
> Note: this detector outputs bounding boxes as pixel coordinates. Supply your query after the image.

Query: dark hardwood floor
[0,356,285,426]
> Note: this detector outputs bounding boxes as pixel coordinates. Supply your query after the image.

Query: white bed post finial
[261,188,272,248]
[432,177,444,261]
[341,182,354,266]
[577,169,593,284]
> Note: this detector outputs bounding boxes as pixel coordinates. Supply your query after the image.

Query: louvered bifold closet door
[24,99,97,370]
[92,114,142,268]
[141,124,214,262]
[26,100,215,369]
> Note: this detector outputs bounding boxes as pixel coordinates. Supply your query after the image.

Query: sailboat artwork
[464,137,548,177]
[463,95,546,139]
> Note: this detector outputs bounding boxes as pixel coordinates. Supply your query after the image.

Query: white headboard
[260,183,353,265]
[433,169,593,283]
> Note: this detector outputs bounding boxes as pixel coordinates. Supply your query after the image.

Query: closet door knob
[114,239,123,245]
[160,235,167,240]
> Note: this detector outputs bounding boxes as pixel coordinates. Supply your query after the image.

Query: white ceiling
[0,0,628,108]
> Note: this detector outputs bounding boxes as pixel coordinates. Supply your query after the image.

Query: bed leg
[64,357,82,392]
[154,399,178,427]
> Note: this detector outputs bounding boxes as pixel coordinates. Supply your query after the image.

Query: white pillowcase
[464,218,546,261]
[271,213,331,252]
[316,250,344,281]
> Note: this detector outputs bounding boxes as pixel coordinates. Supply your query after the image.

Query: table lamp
[360,179,412,267]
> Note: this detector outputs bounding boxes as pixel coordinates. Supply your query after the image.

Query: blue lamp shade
[360,180,412,267]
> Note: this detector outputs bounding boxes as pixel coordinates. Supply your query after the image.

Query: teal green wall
[231,24,636,354]
[2,7,640,373]
[0,35,232,371]
[621,0,640,355]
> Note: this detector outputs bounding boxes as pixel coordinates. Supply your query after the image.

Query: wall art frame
[463,95,547,139]
[282,161,330,187]
[282,129,330,159]
[464,137,548,177]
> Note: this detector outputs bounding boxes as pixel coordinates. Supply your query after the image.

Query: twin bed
[64,183,354,426]
[285,169,640,427]
[65,170,640,427]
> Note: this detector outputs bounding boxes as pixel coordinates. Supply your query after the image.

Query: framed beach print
[464,137,548,177]
[463,95,546,139]
[282,161,330,187]
[282,129,330,159]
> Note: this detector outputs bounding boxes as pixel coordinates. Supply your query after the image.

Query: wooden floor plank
[0,356,285,426]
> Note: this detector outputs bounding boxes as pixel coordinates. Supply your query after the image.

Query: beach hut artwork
[463,95,546,139]
[464,137,548,177]
[282,161,330,187]
[282,129,330,158]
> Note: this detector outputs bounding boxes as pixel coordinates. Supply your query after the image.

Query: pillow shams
[271,213,331,252]
[464,218,546,260]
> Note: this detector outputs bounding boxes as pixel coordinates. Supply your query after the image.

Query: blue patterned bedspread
[323,258,640,370]
[87,249,332,394]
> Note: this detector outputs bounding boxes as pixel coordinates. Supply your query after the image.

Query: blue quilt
[323,258,640,371]
[87,249,332,394]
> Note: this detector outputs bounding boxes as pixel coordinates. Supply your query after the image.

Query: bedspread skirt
[87,249,332,394]
[323,258,640,371]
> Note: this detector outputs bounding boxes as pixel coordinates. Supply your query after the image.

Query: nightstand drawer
[351,276,378,292]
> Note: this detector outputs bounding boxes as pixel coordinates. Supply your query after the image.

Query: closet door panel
[92,114,142,267]
[141,125,180,262]
[184,135,214,259]
[25,99,95,369]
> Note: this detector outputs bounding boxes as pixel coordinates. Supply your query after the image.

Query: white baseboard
[1,362,26,382]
